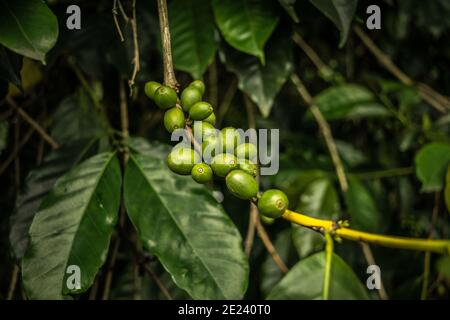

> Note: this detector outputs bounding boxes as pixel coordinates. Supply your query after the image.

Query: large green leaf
[212,0,279,63]
[0,0,58,62]
[22,153,121,299]
[308,0,358,47]
[267,251,370,299]
[220,33,293,117]
[260,229,293,296]
[345,177,382,233]
[169,0,217,79]
[0,46,22,87]
[9,138,101,260]
[124,146,249,299]
[313,84,390,120]
[414,142,450,192]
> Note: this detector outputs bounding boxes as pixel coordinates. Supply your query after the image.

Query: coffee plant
[0,0,450,300]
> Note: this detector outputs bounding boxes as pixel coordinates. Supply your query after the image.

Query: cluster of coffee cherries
[144,80,289,221]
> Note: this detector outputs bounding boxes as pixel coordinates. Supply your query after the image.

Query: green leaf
[9,138,101,260]
[335,140,367,167]
[124,146,249,299]
[309,0,358,47]
[278,0,299,23]
[261,229,293,296]
[414,142,450,192]
[51,89,108,145]
[345,177,382,233]
[212,0,279,63]
[220,32,293,117]
[313,84,390,120]
[0,0,59,62]
[169,0,217,79]
[0,46,22,87]
[22,153,121,299]
[267,251,369,299]
[297,178,340,220]
[445,166,450,215]
[292,225,324,259]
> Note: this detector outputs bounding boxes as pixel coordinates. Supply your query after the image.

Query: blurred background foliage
[0,0,450,299]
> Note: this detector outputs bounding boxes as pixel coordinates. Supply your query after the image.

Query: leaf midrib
[131,155,229,299]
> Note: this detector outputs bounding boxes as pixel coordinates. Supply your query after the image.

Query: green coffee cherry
[189,80,205,96]
[257,189,289,218]
[211,153,238,177]
[260,215,275,225]
[235,143,257,161]
[189,102,213,120]
[225,170,258,200]
[167,147,200,175]
[202,135,220,163]
[163,107,185,133]
[181,86,202,112]
[204,112,216,126]
[144,81,161,100]
[238,159,258,177]
[220,127,241,152]
[154,85,178,109]
[191,163,213,184]
[193,121,217,140]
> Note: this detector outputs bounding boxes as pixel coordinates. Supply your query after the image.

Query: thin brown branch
[293,33,329,74]
[142,263,173,300]
[157,0,178,90]
[360,243,389,299]
[217,78,238,127]
[133,263,142,300]
[7,265,19,300]
[88,274,100,300]
[101,233,121,300]
[291,74,348,192]
[119,80,130,163]
[112,0,125,42]
[354,26,449,113]
[128,0,141,95]
[255,216,289,273]
[0,126,34,176]
[6,97,59,149]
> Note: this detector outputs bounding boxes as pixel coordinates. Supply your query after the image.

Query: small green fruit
[193,121,217,140]
[163,107,185,133]
[181,86,202,112]
[260,215,275,225]
[202,135,221,163]
[191,163,213,184]
[154,85,178,109]
[144,81,161,100]
[211,153,238,177]
[189,80,205,95]
[257,189,289,218]
[235,143,257,161]
[225,170,258,200]
[167,147,200,175]
[238,159,258,177]
[220,127,241,152]
[189,102,213,120]
[203,112,216,126]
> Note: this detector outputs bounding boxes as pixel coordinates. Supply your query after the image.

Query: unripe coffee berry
[191,163,213,184]
[235,143,257,161]
[211,153,238,177]
[225,170,258,200]
[189,102,213,120]
[144,81,161,100]
[193,121,217,140]
[154,85,177,109]
[167,147,200,175]
[238,159,258,177]
[204,112,216,126]
[260,215,275,225]
[257,189,289,218]
[181,86,202,112]
[202,135,221,163]
[189,80,205,96]
[164,107,185,133]
[220,127,241,153]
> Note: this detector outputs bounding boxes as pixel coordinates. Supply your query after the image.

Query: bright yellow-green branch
[282,210,450,255]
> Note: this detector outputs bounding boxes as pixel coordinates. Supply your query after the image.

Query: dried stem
[112,0,125,42]
[142,264,173,300]
[7,265,19,300]
[101,233,121,300]
[157,0,178,90]
[128,0,141,95]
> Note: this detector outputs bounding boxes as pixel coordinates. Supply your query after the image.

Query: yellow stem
[323,233,333,300]
[282,210,450,255]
